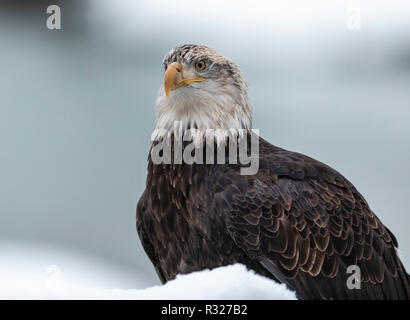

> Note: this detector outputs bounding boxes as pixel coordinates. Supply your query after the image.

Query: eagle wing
[213,138,410,299]
[137,189,167,284]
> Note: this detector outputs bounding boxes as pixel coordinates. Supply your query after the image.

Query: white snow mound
[0,244,296,300]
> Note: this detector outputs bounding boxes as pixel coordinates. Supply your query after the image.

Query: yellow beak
[163,62,205,97]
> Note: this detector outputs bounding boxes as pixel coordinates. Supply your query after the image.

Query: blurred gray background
[0,0,409,289]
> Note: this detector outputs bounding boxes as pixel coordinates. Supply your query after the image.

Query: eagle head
[154,45,252,135]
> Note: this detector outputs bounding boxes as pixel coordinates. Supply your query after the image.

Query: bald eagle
[136,44,410,299]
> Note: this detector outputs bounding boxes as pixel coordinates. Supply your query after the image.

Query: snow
[0,243,296,300]
[129,265,296,300]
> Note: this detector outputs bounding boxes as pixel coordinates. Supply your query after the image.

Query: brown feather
[137,133,410,299]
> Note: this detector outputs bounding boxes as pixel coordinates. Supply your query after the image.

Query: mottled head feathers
[154,45,252,136]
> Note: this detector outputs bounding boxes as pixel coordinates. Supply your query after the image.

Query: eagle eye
[194,60,207,72]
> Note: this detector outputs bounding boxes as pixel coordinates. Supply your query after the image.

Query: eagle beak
[163,62,205,97]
